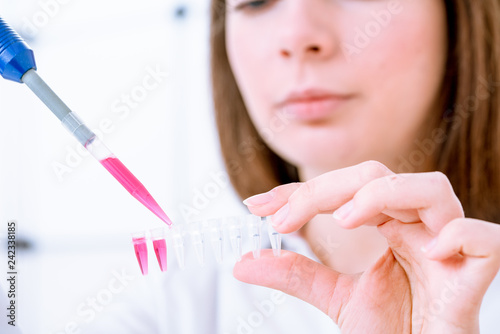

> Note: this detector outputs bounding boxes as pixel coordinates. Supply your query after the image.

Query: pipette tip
[99,156,173,227]
[150,204,173,227]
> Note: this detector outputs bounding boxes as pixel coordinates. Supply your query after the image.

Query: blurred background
[0,0,244,332]
[1,1,500,334]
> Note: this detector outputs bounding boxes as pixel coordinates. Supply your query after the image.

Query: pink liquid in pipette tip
[153,239,168,272]
[100,157,173,227]
[133,237,148,275]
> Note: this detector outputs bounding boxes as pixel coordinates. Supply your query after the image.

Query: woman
[211,0,500,332]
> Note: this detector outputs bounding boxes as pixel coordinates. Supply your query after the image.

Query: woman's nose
[277,2,338,62]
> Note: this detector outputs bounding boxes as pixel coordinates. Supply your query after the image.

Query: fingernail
[421,237,438,253]
[333,200,354,221]
[272,203,289,227]
[243,191,276,207]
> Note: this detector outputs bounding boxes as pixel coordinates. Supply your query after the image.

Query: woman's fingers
[243,183,301,217]
[244,161,395,233]
[244,162,464,236]
[423,219,500,296]
[425,219,500,264]
[233,250,349,322]
[337,172,464,233]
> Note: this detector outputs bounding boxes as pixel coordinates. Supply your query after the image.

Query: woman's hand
[236,161,500,333]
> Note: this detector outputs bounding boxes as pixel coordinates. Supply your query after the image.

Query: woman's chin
[282,150,360,176]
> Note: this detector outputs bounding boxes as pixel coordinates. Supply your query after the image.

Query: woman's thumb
[233,250,349,322]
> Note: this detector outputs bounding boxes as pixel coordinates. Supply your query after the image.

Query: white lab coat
[81,227,500,334]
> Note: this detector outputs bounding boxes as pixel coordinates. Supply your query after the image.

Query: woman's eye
[233,0,270,11]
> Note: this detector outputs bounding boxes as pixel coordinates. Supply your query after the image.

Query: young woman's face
[225,0,448,178]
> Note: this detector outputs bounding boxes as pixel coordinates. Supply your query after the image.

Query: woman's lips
[277,89,352,122]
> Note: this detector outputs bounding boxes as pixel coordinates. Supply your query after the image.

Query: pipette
[0,17,173,227]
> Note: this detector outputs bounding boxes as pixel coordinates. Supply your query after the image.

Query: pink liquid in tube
[153,239,168,272]
[133,237,148,275]
[100,157,173,226]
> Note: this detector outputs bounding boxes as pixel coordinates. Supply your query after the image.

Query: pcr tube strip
[131,214,282,275]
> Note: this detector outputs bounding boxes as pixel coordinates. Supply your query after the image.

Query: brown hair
[210,0,500,222]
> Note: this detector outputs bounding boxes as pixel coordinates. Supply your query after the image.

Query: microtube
[171,225,185,270]
[206,218,224,264]
[188,221,205,266]
[132,231,148,276]
[150,227,168,272]
[264,217,282,257]
[246,214,262,259]
[227,216,243,261]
